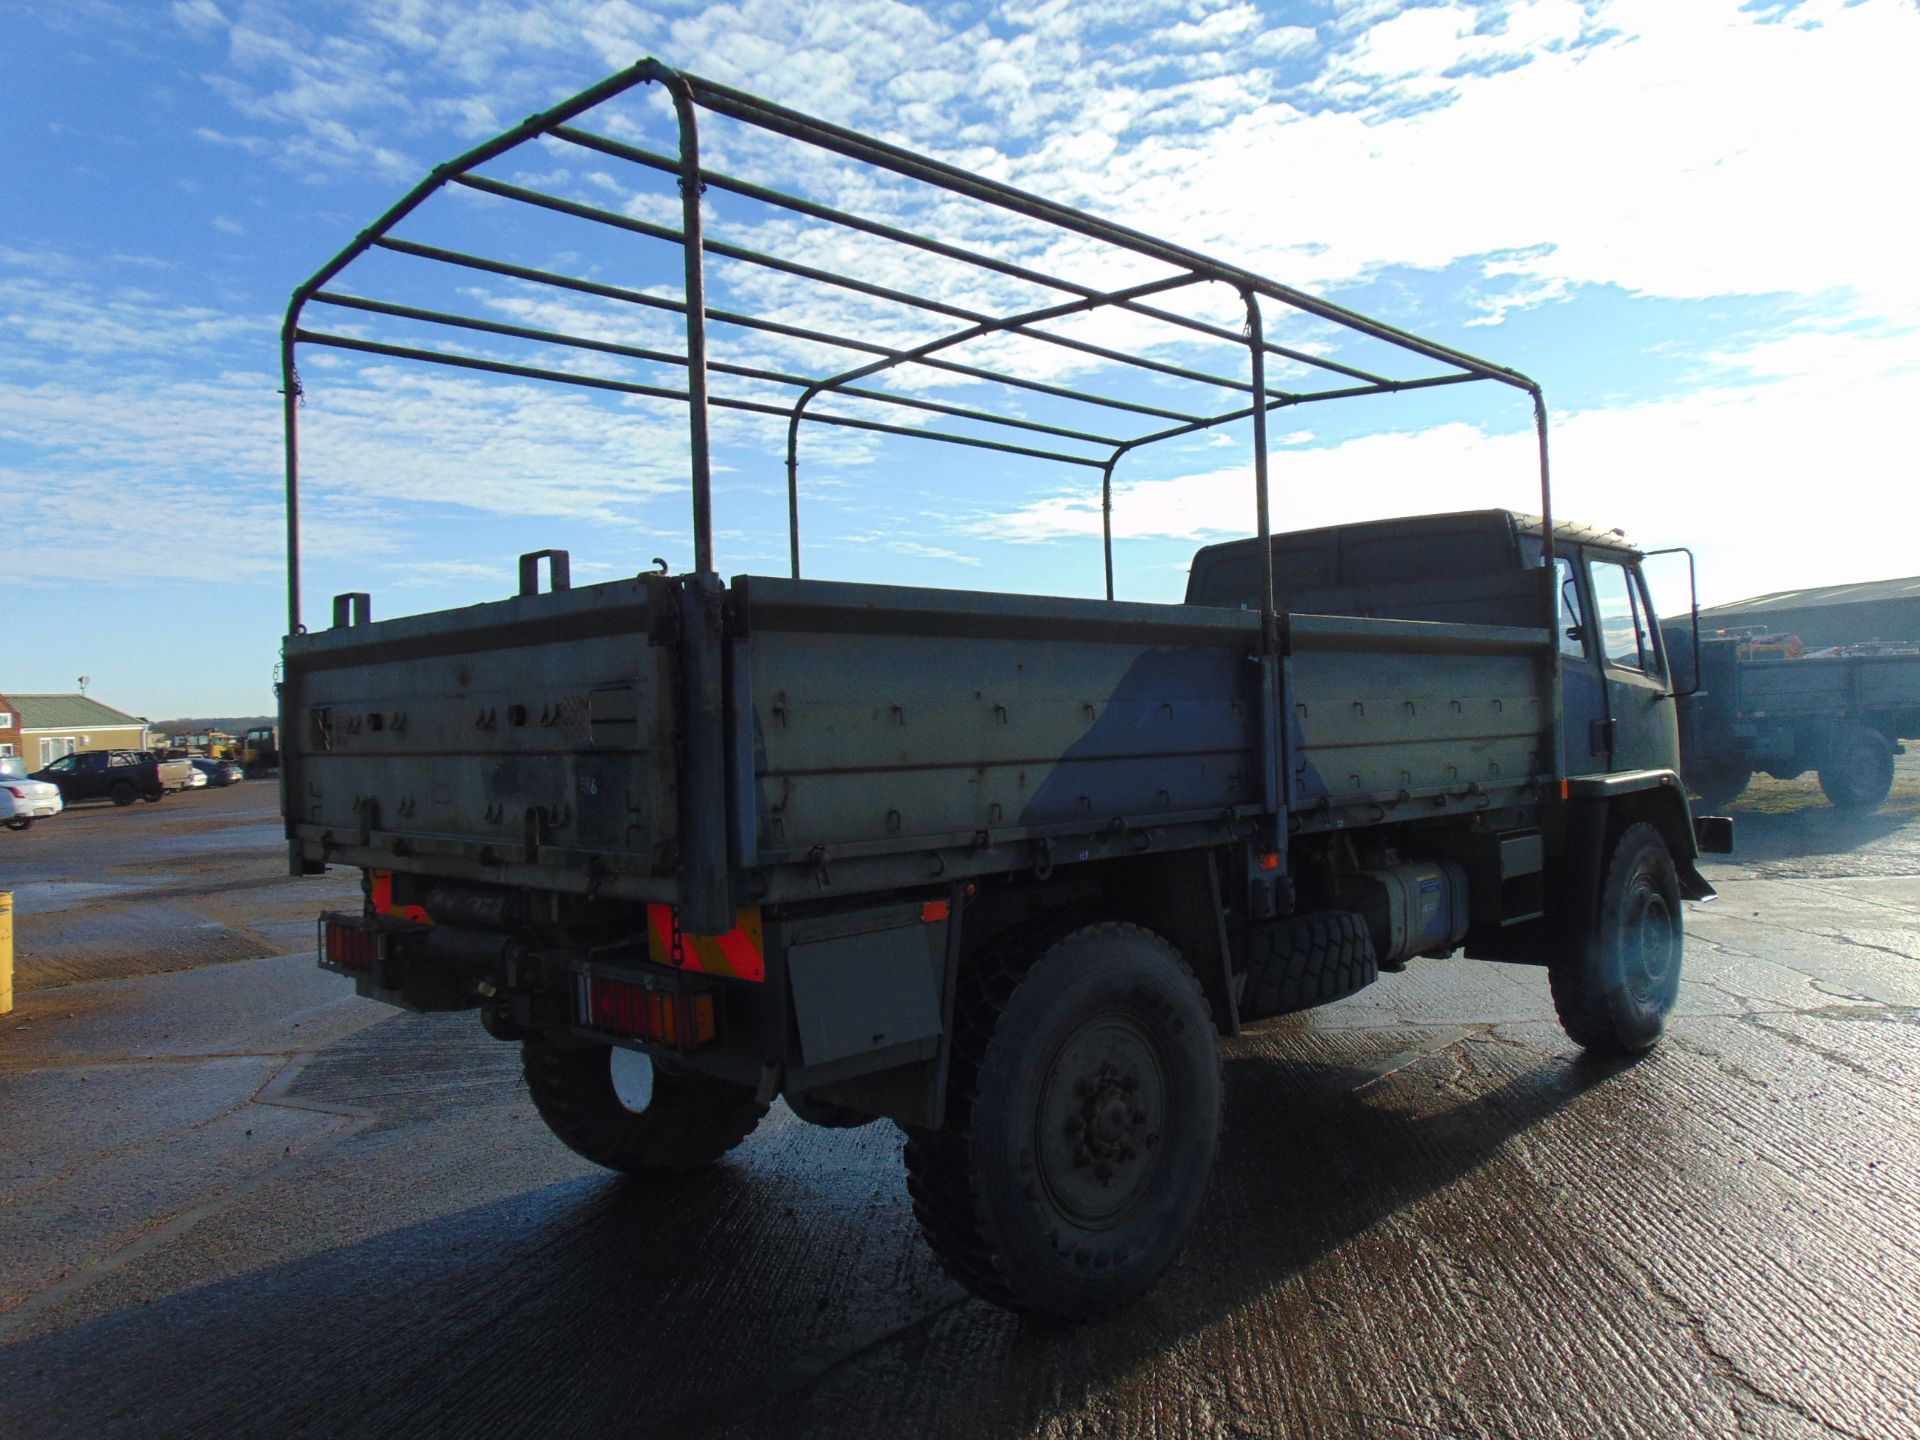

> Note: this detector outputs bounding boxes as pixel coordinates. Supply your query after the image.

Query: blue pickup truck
[32,749,196,807]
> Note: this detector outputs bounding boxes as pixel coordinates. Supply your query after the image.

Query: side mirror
[1642,546,1701,698]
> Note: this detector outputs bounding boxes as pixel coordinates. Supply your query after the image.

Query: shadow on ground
[0,1025,1633,1439]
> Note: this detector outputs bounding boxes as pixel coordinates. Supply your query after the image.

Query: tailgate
[281,574,679,899]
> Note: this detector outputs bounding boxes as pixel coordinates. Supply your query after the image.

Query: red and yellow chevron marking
[370,869,432,925]
[647,904,765,983]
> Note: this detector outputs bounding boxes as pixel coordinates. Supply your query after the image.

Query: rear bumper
[0,796,63,821]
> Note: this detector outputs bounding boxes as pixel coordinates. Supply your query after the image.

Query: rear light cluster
[321,916,379,974]
[576,972,718,1052]
[4,787,26,799]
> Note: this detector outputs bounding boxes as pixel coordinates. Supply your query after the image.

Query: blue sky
[3,0,1916,717]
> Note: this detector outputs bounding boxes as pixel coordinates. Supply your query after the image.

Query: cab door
[1554,551,1610,778]
[1586,552,1679,774]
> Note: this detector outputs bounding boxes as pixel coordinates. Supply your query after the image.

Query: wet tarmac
[2,771,1917,1438]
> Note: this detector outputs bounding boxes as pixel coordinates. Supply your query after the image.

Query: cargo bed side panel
[737,578,1263,863]
[1287,615,1548,826]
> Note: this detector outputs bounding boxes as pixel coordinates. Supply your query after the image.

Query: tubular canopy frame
[281,57,1558,764]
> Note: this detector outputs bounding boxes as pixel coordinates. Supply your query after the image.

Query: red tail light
[575,973,718,1052]
[321,917,379,974]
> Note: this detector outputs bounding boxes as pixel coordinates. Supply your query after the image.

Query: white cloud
[955,0,1920,337]
[171,0,1920,333]
[969,322,1920,607]
[170,0,224,35]
[0,271,266,358]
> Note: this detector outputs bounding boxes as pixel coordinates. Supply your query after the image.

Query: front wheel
[141,790,165,803]
[521,1036,767,1173]
[1550,822,1683,1055]
[904,922,1222,1320]
[1818,726,1895,812]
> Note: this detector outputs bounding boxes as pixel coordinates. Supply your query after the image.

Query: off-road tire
[1686,766,1750,812]
[1817,726,1895,812]
[1550,822,1683,1055]
[110,781,136,807]
[521,1035,767,1174]
[1238,910,1378,1020]
[902,922,1222,1321]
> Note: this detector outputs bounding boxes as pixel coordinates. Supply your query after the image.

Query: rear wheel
[903,922,1222,1320]
[1818,726,1895,812]
[1550,822,1683,1055]
[5,817,30,831]
[521,1035,767,1173]
[110,781,136,807]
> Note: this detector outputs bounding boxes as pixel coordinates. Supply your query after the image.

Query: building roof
[10,694,146,729]
[1701,574,1920,618]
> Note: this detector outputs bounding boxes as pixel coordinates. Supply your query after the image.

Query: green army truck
[280,62,1730,1319]
[1667,631,1919,811]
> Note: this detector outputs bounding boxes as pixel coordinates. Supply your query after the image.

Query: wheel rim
[1036,1015,1168,1229]
[608,1047,655,1114]
[1842,737,1882,798]
[1622,876,1676,1003]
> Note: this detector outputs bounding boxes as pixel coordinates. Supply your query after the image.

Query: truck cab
[1186,508,1685,783]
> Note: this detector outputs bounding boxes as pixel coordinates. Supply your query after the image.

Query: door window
[1589,557,1660,676]
[1555,557,1587,659]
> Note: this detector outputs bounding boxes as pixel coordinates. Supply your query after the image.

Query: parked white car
[1,755,64,830]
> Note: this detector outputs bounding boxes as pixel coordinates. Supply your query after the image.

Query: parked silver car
[1,755,64,830]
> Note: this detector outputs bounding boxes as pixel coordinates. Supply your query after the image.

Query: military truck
[279,62,1730,1319]
[1668,631,1919,810]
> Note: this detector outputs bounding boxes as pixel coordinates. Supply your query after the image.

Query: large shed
[1698,574,1920,649]
[11,694,151,768]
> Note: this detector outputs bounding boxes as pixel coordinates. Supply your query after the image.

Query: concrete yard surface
[2,772,1918,1438]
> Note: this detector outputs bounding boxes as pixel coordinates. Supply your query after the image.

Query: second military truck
[280,62,1729,1319]
[1671,631,1918,811]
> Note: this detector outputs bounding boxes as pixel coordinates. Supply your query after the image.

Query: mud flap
[1677,860,1717,903]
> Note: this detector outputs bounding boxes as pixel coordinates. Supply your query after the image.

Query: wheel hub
[1038,1019,1167,1226]
[1624,880,1675,1002]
